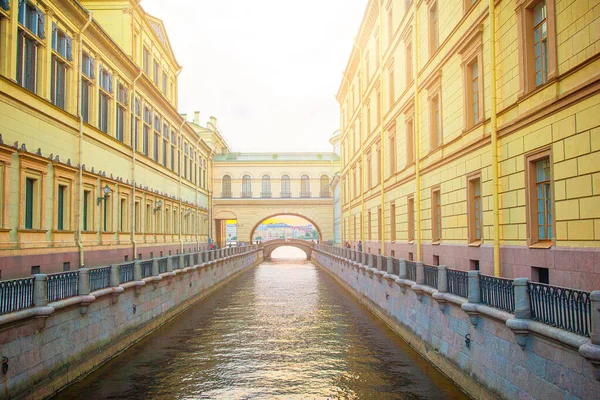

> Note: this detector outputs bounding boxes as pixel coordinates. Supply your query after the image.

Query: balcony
[241,192,252,198]
[221,192,232,198]
[320,191,331,198]
[300,192,311,198]
[261,192,272,198]
[280,192,291,198]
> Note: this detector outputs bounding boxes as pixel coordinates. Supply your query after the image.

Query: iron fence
[158,258,167,273]
[172,256,180,269]
[47,271,79,302]
[528,282,592,337]
[480,275,515,313]
[193,253,199,265]
[119,263,135,283]
[424,265,438,289]
[141,261,153,278]
[406,261,417,282]
[447,269,468,298]
[89,267,111,292]
[184,254,191,267]
[392,258,400,276]
[0,277,34,315]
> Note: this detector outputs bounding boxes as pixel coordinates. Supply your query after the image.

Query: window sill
[432,240,441,246]
[17,228,48,233]
[529,241,553,249]
[408,240,415,244]
[52,230,75,234]
[468,240,482,247]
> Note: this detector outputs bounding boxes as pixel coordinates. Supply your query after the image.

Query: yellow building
[0,0,220,278]
[337,0,600,290]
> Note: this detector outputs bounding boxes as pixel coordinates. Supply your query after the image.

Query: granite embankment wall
[312,249,600,400]
[0,248,262,399]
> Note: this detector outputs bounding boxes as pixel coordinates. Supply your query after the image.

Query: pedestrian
[209,242,214,250]
[357,241,362,252]
[345,241,350,249]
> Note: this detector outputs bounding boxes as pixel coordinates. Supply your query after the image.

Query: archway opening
[271,246,308,261]
[251,215,320,244]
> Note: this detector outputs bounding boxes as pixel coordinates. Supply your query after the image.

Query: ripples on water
[56,247,467,399]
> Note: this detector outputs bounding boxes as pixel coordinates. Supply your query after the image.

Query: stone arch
[261,239,314,260]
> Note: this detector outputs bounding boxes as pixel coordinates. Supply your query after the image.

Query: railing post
[110,264,120,287]
[416,262,424,285]
[437,265,448,293]
[468,271,481,303]
[152,259,159,276]
[361,252,367,265]
[78,268,90,296]
[513,278,531,319]
[399,259,407,279]
[134,260,142,281]
[166,256,174,272]
[592,291,600,346]
[367,253,373,268]
[33,274,48,307]
[179,253,185,268]
[386,256,393,274]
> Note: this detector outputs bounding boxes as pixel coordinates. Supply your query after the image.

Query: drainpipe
[378,0,386,255]
[413,1,422,262]
[76,12,93,268]
[207,121,218,245]
[195,138,200,250]
[130,69,143,259]
[178,118,186,254]
[352,41,366,249]
[341,76,350,245]
[490,0,500,276]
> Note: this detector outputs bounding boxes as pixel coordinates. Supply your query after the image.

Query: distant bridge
[261,238,314,260]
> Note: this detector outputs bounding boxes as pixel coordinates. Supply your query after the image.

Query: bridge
[211,152,340,247]
[261,238,314,260]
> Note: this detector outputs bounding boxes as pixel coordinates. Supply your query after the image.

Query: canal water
[55,247,467,399]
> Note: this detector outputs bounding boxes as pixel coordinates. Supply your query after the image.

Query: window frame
[390,202,396,242]
[525,148,554,248]
[426,73,443,153]
[467,172,483,245]
[222,175,232,198]
[431,187,441,244]
[428,0,439,57]
[407,195,415,243]
[458,25,484,130]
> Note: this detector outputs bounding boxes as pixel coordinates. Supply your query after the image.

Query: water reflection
[55,248,467,399]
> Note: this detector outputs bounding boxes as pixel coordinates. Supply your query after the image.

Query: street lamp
[154,199,163,213]
[97,184,111,205]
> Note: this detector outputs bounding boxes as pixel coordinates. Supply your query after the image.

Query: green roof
[213,152,340,162]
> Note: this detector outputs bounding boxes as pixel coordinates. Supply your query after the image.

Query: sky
[226,216,313,226]
[141,0,367,153]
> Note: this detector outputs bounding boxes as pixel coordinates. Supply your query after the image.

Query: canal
[55,247,467,399]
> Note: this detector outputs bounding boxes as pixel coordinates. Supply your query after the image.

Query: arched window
[281,175,291,198]
[320,175,330,197]
[221,175,232,198]
[300,175,310,198]
[261,175,271,198]
[242,175,252,198]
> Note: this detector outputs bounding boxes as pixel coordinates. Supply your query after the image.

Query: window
[116,84,127,142]
[388,129,396,175]
[50,24,72,110]
[387,4,394,42]
[390,202,396,241]
[242,175,251,198]
[145,204,151,233]
[531,266,550,284]
[120,198,127,232]
[377,207,382,241]
[432,188,441,242]
[81,52,94,123]
[406,116,414,165]
[143,46,150,74]
[320,175,330,197]
[261,175,271,198]
[143,107,151,156]
[102,191,111,232]
[281,175,290,197]
[222,175,232,198]
[131,97,141,150]
[376,146,381,185]
[429,94,442,151]
[57,184,66,230]
[429,1,439,55]
[408,196,415,242]
[468,175,482,243]
[153,59,159,85]
[25,177,36,229]
[367,152,372,189]
[516,0,556,95]
[368,211,372,240]
[98,67,112,134]
[134,201,141,232]
[163,139,168,167]
[301,175,310,197]
[17,1,45,93]
[154,133,160,162]
[459,26,484,130]
[83,189,92,231]
[405,41,413,84]
[388,65,395,106]
[526,151,553,246]
[162,71,167,94]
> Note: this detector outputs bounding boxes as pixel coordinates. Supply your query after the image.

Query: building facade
[337,0,600,290]
[0,0,220,278]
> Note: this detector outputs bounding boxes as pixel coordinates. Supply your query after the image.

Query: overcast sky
[141,0,367,153]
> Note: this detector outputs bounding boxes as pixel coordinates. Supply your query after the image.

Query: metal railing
[89,267,111,292]
[141,261,153,278]
[480,275,515,313]
[172,256,180,269]
[424,265,438,289]
[158,258,167,273]
[0,277,34,315]
[528,282,592,337]
[447,269,468,298]
[184,254,191,267]
[406,261,417,282]
[47,271,79,302]
[392,258,400,276]
[119,263,135,283]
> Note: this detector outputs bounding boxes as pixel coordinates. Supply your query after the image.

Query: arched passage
[249,213,323,243]
[262,239,314,260]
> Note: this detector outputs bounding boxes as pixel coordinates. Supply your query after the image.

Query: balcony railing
[261,192,272,198]
[480,275,515,313]
[89,266,111,291]
[406,261,417,281]
[47,271,79,302]
[119,262,135,283]
[0,277,34,315]
[141,261,153,278]
[424,265,438,289]
[447,269,468,298]
[300,192,311,198]
[241,192,252,198]
[221,191,232,198]
[280,192,291,198]
[320,191,331,198]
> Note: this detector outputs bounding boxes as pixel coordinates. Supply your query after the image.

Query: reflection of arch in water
[262,239,314,260]
[249,213,322,242]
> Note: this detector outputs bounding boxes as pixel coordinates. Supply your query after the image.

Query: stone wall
[0,248,262,400]
[312,249,600,400]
